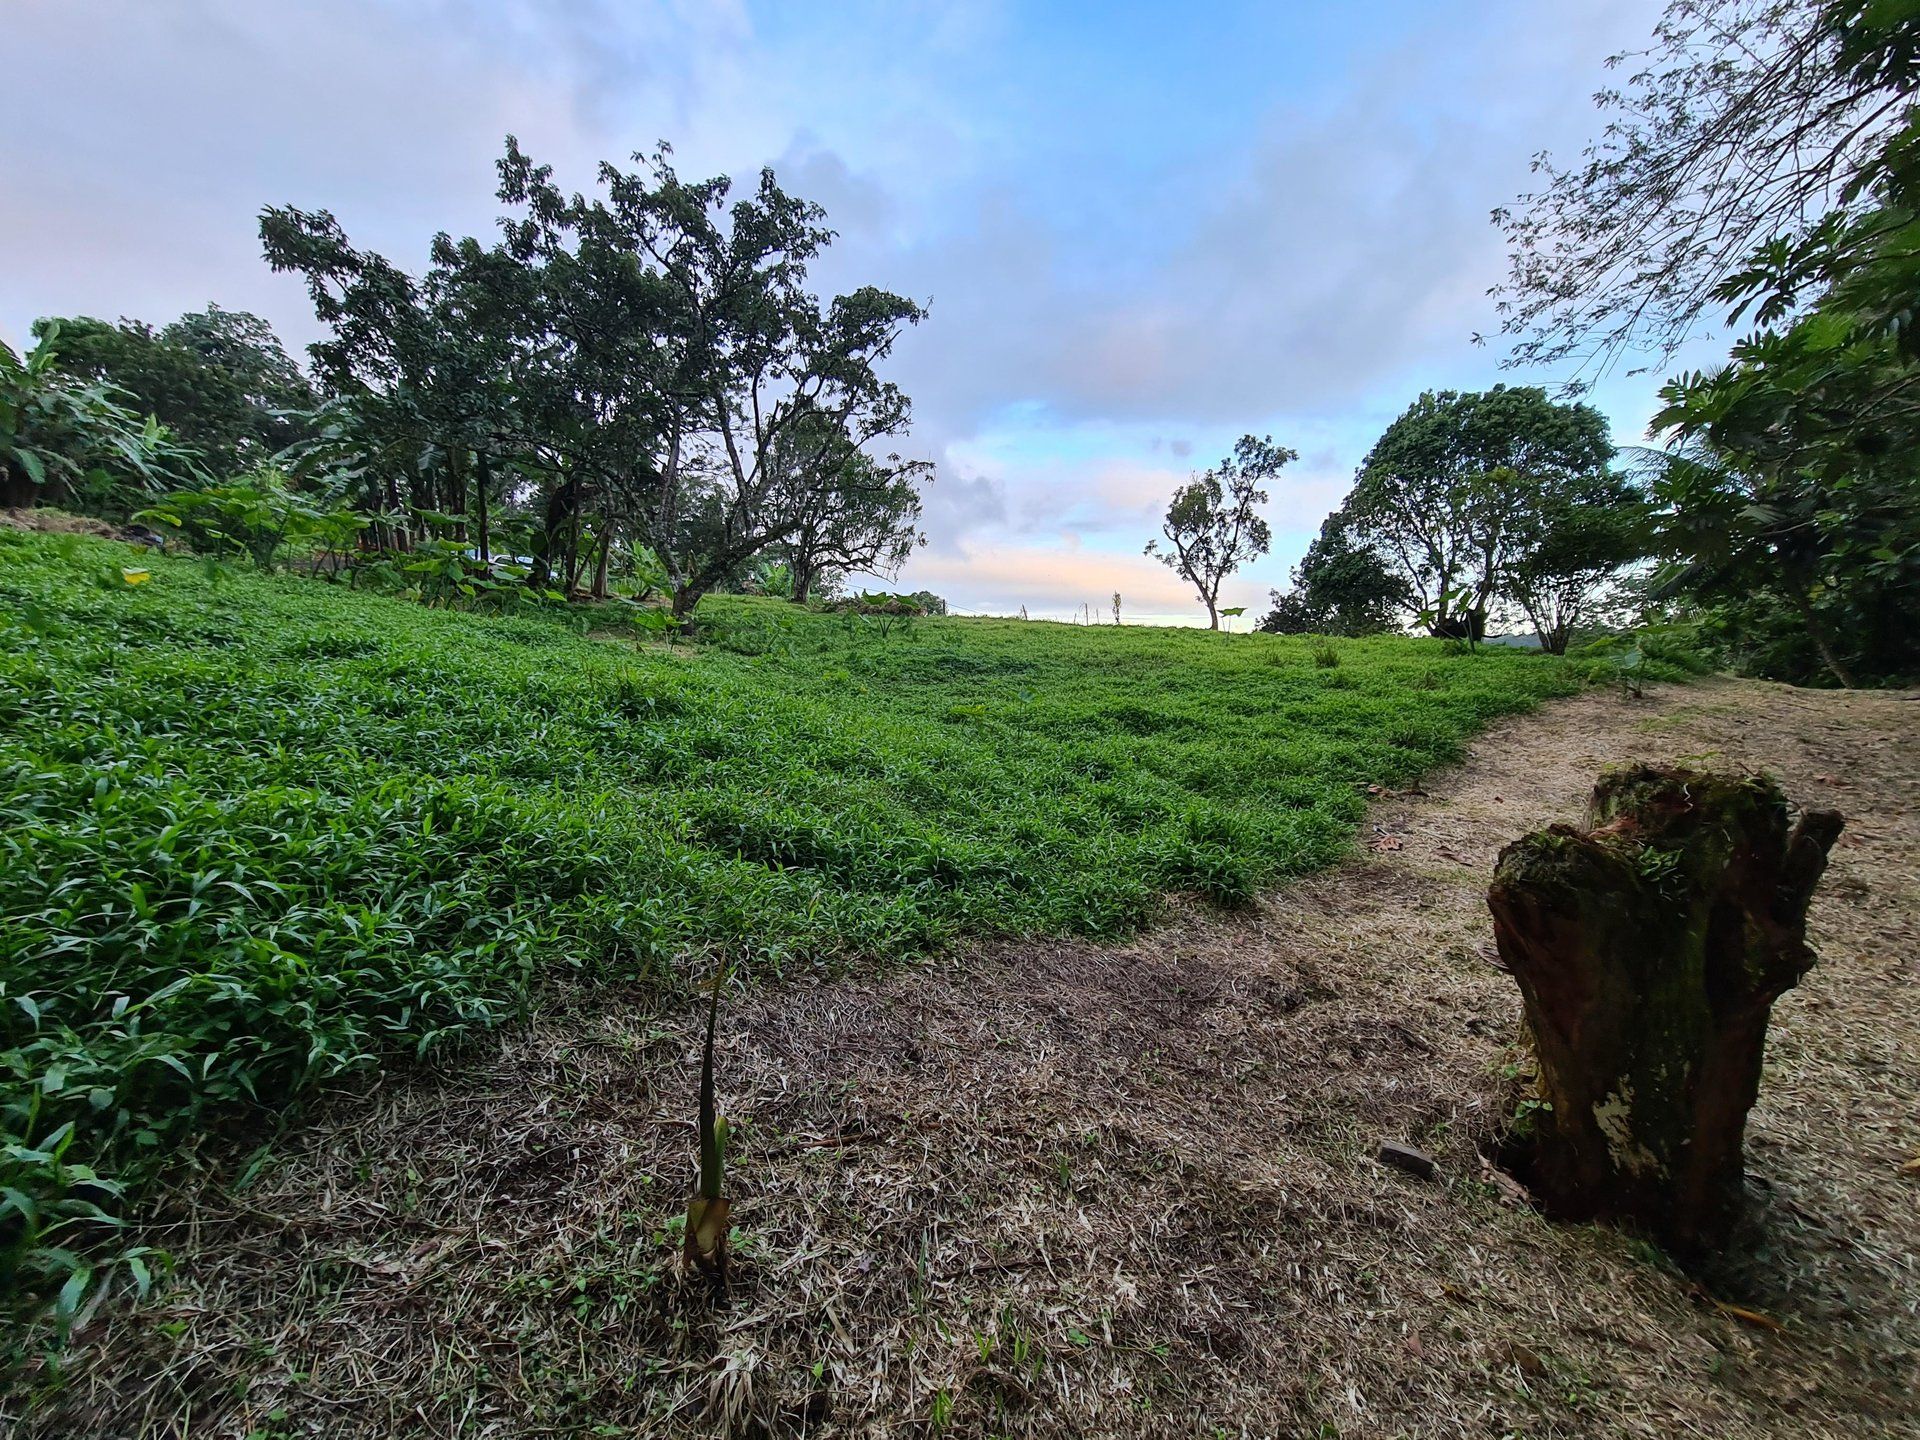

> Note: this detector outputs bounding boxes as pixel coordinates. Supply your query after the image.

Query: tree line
[1154,0,1916,686]
[1,140,935,618]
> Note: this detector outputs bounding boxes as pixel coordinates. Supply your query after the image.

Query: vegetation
[32,307,315,479]
[1258,512,1409,638]
[0,330,201,515]
[258,139,930,617]
[0,525,1654,1330]
[1500,0,1920,686]
[1491,0,1911,374]
[1146,434,1290,629]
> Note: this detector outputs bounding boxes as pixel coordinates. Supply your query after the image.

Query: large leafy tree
[1343,386,1616,637]
[32,306,314,477]
[496,140,928,617]
[1493,0,1913,375]
[1500,470,1652,653]
[1146,434,1290,629]
[264,140,930,615]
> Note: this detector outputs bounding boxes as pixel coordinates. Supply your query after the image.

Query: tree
[1257,511,1410,636]
[1501,471,1652,653]
[1344,387,1615,637]
[776,432,930,605]
[261,205,533,563]
[1492,0,1912,375]
[263,140,929,616]
[1638,2,1920,686]
[497,140,927,619]
[0,327,200,514]
[1146,434,1289,629]
[34,306,315,478]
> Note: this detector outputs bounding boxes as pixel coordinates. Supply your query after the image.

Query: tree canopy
[31,306,314,479]
[1257,512,1409,637]
[257,137,932,614]
[1146,434,1291,629]
[1340,386,1620,640]
[1493,0,1914,376]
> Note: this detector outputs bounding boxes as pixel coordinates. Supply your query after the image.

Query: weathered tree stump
[1487,765,1843,1256]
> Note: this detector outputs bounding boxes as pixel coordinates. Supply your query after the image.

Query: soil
[10,676,1918,1439]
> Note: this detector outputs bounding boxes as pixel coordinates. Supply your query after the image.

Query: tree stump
[1487,765,1843,1256]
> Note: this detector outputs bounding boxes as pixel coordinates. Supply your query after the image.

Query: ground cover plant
[0,526,1669,1338]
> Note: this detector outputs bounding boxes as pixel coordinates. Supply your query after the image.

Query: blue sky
[2,0,1711,622]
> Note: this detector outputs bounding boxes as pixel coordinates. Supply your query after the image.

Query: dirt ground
[10,676,1918,1439]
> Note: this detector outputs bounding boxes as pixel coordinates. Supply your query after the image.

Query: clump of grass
[1312,642,1340,668]
[0,528,1629,1330]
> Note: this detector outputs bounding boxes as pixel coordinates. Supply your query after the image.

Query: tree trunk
[1788,586,1857,688]
[1487,766,1843,1258]
[670,583,702,622]
[591,524,612,600]
[474,451,492,566]
[791,555,814,605]
[530,477,577,590]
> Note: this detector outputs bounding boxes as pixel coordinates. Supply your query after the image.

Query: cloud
[904,540,1205,621]
[1,0,1676,620]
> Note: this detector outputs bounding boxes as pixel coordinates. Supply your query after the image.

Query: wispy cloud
[2,0,1676,622]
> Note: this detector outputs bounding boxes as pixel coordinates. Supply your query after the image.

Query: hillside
[14,672,1916,1438]
[0,527,1622,1329]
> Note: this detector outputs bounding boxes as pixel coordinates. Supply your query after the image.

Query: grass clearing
[0,528,1641,1330]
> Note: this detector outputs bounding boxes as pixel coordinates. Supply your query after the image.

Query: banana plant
[683,963,731,1285]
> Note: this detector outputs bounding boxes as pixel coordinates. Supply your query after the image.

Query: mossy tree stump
[1487,765,1843,1256]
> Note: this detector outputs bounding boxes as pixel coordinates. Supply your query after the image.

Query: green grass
[0,528,1639,1328]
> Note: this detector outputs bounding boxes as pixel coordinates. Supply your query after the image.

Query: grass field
[0,527,1636,1328]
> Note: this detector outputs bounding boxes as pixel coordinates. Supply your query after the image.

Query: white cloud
[1,0,1678,620]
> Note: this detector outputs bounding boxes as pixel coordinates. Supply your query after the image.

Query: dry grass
[7,677,1917,1438]
[0,507,127,537]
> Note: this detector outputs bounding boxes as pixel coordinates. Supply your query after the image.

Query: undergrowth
[0,528,1680,1338]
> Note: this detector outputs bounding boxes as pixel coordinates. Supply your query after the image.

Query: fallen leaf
[1898,1155,1920,1177]
[1367,834,1404,853]
[1712,1300,1787,1334]
[1405,1329,1426,1360]
[1501,1340,1547,1375]
[1478,1158,1532,1207]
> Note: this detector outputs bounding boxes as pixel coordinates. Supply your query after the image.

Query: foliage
[1146,434,1291,629]
[32,306,315,477]
[1640,1,1920,686]
[0,329,201,516]
[1258,511,1410,636]
[0,529,1627,1331]
[773,423,930,604]
[138,469,365,572]
[1339,387,1623,639]
[1492,0,1910,374]
[260,140,932,616]
[1500,471,1653,654]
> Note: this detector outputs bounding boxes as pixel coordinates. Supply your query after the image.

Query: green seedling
[683,963,731,1286]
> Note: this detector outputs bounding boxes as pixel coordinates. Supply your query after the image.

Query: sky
[2,0,1713,623]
